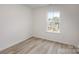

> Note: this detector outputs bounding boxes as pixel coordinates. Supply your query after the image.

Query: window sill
[46,31,61,34]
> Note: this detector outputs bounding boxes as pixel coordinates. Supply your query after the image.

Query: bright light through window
[47,11,60,33]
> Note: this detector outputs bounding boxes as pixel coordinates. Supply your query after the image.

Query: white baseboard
[33,35,75,46]
[0,35,32,51]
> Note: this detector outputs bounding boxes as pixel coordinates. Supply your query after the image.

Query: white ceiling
[26,4,48,8]
[26,4,79,8]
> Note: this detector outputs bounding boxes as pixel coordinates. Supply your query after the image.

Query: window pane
[48,11,60,33]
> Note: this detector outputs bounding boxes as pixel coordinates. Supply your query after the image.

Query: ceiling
[26,4,79,8]
[26,4,48,8]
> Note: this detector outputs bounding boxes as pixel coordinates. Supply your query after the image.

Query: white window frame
[47,10,60,33]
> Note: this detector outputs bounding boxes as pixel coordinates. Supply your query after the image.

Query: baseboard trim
[32,35,76,47]
[0,35,78,53]
[0,35,33,52]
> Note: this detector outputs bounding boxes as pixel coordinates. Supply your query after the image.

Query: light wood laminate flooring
[0,37,78,54]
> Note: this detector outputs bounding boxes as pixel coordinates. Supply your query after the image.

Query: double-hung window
[47,11,60,33]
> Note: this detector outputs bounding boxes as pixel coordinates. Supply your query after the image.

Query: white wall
[0,5,32,50]
[32,5,79,46]
[0,4,79,51]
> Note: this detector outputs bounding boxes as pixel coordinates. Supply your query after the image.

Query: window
[47,11,60,33]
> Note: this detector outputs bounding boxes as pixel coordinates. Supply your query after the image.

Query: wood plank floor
[0,37,78,54]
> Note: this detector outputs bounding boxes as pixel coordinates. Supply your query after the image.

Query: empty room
[0,4,79,54]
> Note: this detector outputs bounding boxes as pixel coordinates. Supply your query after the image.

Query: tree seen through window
[48,11,60,33]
